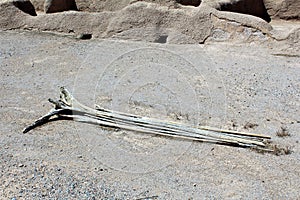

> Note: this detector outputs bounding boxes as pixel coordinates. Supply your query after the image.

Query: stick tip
[22,127,30,134]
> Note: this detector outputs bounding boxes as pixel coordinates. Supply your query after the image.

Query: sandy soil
[0,30,299,199]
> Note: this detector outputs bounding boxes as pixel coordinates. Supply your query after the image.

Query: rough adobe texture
[28,0,43,11]
[264,0,300,20]
[1,0,299,48]
[0,0,279,45]
[105,2,212,43]
[28,0,300,20]
[30,0,179,12]
[0,0,31,29]
[0,0,36,17]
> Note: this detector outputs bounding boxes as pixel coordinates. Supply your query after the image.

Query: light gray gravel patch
[0,30,299,199]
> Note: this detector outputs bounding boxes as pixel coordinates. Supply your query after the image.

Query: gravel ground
[0,30,299,199]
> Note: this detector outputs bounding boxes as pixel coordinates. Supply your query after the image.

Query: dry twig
[23,87,271,149]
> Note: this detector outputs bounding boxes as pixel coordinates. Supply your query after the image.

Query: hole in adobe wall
[219,0,271,22]
[176,0,201,7]
[154,35,168,43]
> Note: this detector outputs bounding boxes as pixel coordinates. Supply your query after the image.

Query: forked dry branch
[23,87,272,150]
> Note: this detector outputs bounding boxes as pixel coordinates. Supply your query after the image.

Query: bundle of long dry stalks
[23,87,271,150]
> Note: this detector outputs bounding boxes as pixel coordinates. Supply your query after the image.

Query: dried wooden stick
[23,87,271,149]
